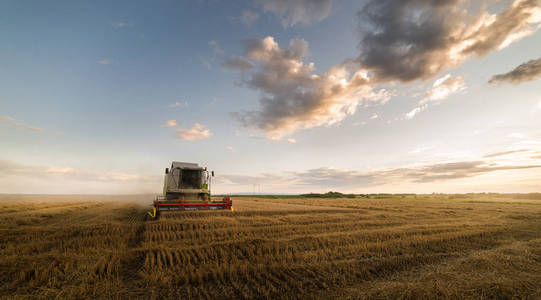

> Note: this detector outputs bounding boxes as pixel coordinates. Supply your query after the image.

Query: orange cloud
[176,123,213,141]
[162,120,177,127]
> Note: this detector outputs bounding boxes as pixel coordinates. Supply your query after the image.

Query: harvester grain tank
[148,162,232,218]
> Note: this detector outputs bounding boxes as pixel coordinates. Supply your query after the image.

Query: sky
[1,0,541,194]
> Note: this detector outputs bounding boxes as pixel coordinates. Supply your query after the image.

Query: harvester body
[150,162,232,217]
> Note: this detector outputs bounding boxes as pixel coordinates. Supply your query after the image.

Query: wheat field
[1,195,541,299]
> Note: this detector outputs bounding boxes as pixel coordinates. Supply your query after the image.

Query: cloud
[228,0,539,137]
[213,145,541,192]
[175,123,213,141]
[217,158,541,190]
[420,74,466,104]
[389,160,541,183]
[198,55,212,69]
[352,121,367,127]
[404,105,427,120]
[291,167,376,187]
[0,115,46,133]
[357,0,541,82]
[168,101,188,108]
[0,159,160,194]
[162,120,177,127]
[0,159,156,183]
[221,56,255,72]
[3,152,539,194]
[261,0,334,27]
[198,41,226,70]
[405,74,466,119]
[489,56,541,84]
[484,149,529,158]
[111,22,134,28]
[234,130,267,140]
[410,145,435,154]
[214,172,292,186]
[0,115,15,121]
[508,132,525,139]
[209,40,225,56]
[24,126,46,132]
[98,58,112,65]
[241,9,260,26]
[231,36,392,139]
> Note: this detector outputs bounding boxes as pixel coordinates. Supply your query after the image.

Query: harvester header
[148,162,232,218]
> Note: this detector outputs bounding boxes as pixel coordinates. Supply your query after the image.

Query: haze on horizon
[1,0,541,195]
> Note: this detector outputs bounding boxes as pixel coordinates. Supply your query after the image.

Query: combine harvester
[148,162,233,218]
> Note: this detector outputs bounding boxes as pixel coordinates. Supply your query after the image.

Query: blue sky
[1,0,541,194]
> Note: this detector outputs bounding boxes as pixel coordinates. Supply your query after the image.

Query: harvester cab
[148,162,232,218]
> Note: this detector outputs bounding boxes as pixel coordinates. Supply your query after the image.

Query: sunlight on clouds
[231,36,392,139]
[228,0,539,137]
[46,166,76,174]
[214,146,541,193]
[405,74,466,119]
[498,3,541,49]
[358,0,541,82]
[176,123,213,141]
[405,104,428,120]
[162,120,177,127]
[489,56,541,84]
[420,74,466,105]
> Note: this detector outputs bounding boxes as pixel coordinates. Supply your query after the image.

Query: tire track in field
[118,207,149,298]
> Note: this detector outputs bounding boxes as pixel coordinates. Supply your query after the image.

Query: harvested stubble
[1,195,541,299]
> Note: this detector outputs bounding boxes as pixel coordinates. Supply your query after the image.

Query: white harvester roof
[171,161,201,169]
